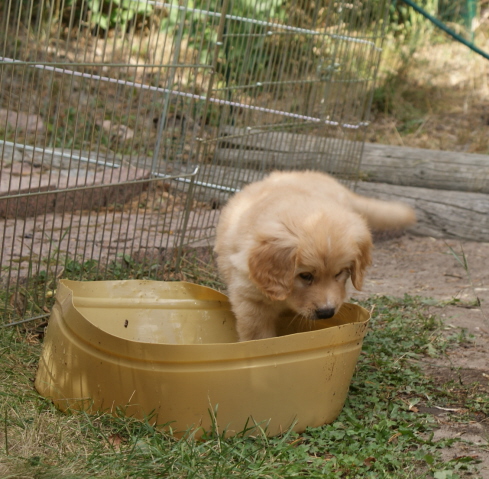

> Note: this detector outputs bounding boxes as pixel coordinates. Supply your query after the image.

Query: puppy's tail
[349,194,416,231]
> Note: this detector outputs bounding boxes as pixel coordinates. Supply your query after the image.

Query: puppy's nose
[315,307,336,319]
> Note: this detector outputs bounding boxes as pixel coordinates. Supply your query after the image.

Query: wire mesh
[0,0,388,325]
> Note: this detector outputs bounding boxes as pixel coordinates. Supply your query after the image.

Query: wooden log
[355,182,489,242]
[361,143,489,194]
[215,126,489,193]
[213,126,363,178]
[190,161,489,242]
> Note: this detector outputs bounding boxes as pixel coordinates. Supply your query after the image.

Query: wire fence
[0,0,389,325]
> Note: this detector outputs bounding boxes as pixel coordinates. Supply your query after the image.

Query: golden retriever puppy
[214,170,416,341]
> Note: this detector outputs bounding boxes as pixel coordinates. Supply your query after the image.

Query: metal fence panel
[1,0,388,325]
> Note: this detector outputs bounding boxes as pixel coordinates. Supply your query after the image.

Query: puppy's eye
[335,269,349,279]
[299,272,314,284]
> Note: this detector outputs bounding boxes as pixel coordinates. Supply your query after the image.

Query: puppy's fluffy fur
[215,170,416,341]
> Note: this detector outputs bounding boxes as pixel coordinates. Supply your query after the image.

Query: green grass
[1,246,221,328]
[0,278,486,478]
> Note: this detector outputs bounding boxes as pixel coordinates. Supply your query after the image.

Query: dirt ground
[355,233,489,477]
[359,37,489,476]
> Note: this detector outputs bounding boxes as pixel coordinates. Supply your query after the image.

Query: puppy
[214,170,416,341]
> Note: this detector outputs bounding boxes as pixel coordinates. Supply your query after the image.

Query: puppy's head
[248,210,372,319]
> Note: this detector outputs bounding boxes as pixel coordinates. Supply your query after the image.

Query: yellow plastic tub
[35,279,370,437]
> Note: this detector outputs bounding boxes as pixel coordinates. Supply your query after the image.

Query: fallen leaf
[388,432,401,443]
[9,292,27,317]
[364,456,376,467]
[107,433,125,449]
[451,455,480,463]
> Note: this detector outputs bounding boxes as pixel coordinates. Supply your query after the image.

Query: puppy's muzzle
[314,307,336,320]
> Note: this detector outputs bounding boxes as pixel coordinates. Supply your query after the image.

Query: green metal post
[465,0,477,41]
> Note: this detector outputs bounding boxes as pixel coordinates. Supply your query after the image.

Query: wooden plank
[0,166,151,219]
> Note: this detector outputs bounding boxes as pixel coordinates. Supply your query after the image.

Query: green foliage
[370,1,444,129]
[87,0,153,32]
[385,0,477,42]
[388,0,437,33]
[160,0,288,86]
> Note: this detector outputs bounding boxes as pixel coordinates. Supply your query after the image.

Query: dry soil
[355,233,489,478]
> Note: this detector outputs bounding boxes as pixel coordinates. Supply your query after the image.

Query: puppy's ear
[248,238,297,301]
[351,235,372,290]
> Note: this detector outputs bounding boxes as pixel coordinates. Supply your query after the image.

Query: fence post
[465,0,477,41]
